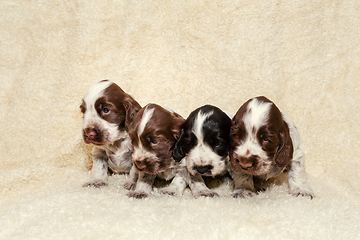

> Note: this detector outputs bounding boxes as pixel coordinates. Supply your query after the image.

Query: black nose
[194,165,213,174]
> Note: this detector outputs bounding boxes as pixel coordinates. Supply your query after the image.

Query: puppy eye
[260,134,269,142]
[147,136,158,145]
[263,137,272,143]
[102,108,110,114]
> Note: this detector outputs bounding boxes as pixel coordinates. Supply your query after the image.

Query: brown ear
[275,123,293,167]
[171,112,185,140]
[124,97,141,130]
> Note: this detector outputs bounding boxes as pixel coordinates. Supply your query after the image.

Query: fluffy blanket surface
[1,1,359,239]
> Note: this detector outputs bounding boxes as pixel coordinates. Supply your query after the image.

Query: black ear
[274,123,293,167]
[172,129,186,162]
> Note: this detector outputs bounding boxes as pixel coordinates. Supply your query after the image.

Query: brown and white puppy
[229,96,315,199]
[126,103,188,199]
[80,80,141,188]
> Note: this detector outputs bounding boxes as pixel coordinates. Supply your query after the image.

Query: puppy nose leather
[135,161,147,170]
[239,161,253,169]
[239,156,257,169]
[195,165,213,174]
[84,128,97,139]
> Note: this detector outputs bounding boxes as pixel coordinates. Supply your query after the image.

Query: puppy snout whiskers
[194,165,213,174]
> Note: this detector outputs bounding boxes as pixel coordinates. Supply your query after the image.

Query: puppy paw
[290,188,315,199]
[82,179,108,188]
[193,189,219,198]
[123,181,136,191]
[126,191,149,199]
[231,189,257,198]
[159,186,180,196]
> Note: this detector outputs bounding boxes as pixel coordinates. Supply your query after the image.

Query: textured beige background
[1,1,359,239]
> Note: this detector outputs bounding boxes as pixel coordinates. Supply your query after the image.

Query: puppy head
[129,104,184,174]
[80,80,141,146]
[230,96,293,176]
[172,105,231,176]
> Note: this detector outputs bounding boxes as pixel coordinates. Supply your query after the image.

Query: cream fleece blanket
[1,1,359,239]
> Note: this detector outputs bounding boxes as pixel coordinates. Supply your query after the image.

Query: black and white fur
[172,105,231,197]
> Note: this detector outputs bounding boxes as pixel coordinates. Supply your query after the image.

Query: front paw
[289,188,315,199]
[82,179,108,188]
[127,191,149,199]
[159,186,180,196]
[124,181,136,191]
[231,189,257,198]
[192,189,219,198]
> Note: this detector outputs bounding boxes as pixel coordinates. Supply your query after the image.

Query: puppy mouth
[231,159,272,176]
[83,137,110,146]
[133,160,171,174]
[82,129,112,146]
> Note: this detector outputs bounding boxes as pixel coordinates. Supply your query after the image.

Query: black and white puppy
[80,80,141,188]
[172,105,231,197]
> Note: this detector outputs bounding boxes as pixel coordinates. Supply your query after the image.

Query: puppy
[126,103,189,199]
[80,80,141,188]
[229,96,315,199]
[172,105,232,197]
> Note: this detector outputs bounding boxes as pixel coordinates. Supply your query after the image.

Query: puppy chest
[157,167,178,181]
[258,164,285,180]
[106,150,132,173]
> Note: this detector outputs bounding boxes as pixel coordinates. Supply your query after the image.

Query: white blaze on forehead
[137,106,155,136]
[83,80,113,106]
[133,106,156,162]
[187,110,226,176]
[81,80,123,144]
[234,98,272,159]
[82,81,113,126]
[243,98,272,133]
[193,110,213,141]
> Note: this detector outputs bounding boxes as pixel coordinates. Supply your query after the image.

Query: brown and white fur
[229,96,315,199]
[125,103,188,198]
[80,80,141,188]
[126,103,225,199]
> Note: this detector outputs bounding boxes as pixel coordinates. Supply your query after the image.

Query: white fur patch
[83,80,113,107]
[244,98,272,132]
[234,98,271,160]
[193,110,213,141]
[137,106,155,136]
[132,145,157,162]
[82,80,123,143]
[186,110,226,176]
[132,106,156,162]
[281,110,301,150]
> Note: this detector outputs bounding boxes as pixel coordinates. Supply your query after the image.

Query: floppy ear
[274,123,293,167]
[172,129,186,162]
[124,97,141,130]
[170,112,185,140]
